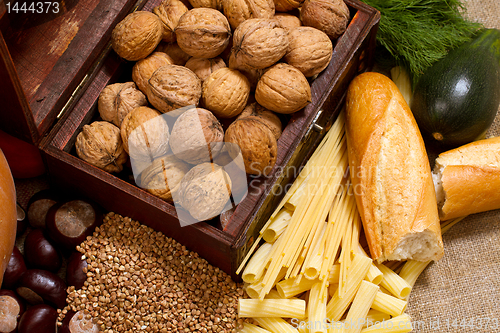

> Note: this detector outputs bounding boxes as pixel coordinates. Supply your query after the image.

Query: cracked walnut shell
[231,18,289,70]
[169,108,224,164]
[255,63,311,114]
[153,0,189,43]
[146,64,202,113]
[111,11,163,61]
[76,121,128,173]
[225,117,277,176]
[284,26,333,77]
[175,8,231,58]
[223,0,275,30]
[177,162,232,221]
[132,52,175,94]
[139,154,191,202]
[98,82,148,127]
[300,0,350,40]
[201,68,251,118]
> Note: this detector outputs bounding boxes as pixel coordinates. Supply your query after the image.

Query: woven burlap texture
[405,1,500,332]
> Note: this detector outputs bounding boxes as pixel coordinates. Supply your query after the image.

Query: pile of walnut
[75,0,349,222]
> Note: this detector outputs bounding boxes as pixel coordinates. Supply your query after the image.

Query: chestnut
[16,203,27,237]
[66,252,88,290]
[17,304,57,333]
[26,190,61,229]
[58,310,99,333]
[24,229,61,273]
[2,247,26,290]
[45,199,103,249]
[16,269,67,309]
[0,292,21,333]
[0,290,25,317]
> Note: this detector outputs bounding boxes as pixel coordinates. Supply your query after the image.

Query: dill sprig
[362,0,483,86]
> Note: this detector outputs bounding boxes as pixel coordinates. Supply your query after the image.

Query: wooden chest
[0,0,380,279]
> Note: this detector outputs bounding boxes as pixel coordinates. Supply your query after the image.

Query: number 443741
[6,2,60,14]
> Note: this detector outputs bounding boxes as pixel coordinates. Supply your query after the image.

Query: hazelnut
[153,0,189,42]
[111,11,163,61]
[175,8,231,58]
[255,63,311,114]
[76,121,128,173]
[169,108,224,164]
[177,163,232,221]
[139,154,192,202]
[230,18,289,70]
[146,64,202,113]
[284,26,333,77]
[300,0,350,40]
[98,82,148,126]
[185,57,226,82]
[132,52,174,94]
[225,117,277,176]
[201,68,251,118]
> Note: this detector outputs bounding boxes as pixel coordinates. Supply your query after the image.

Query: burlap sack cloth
[404,1,500,332]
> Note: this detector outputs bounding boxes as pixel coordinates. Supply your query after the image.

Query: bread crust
[345,72,443,262]
[0,149,17,286]
[435,136,500,220]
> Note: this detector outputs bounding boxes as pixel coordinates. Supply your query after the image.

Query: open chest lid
[0,0,148,145]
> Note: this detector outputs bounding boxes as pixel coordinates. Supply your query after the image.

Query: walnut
[146,64,202,113]
[284,26,333,77]
[97,82,148,127]
[111,11,163,61]
[120,107,170,172]
[300,0,350,39]
[184,57,226,82]
[153,0,189,42]
[132,52,175,94]
[175,8,231,58]
[155,42,192,65]
[273,12,301,32]
[188,0,223,11]
[169,108,224,164]
[213,150,248,202]
[273,0,303,11]
[231,18,289,70]
[255,63,311,114]
[225,117,277,175]
[76,121,128,173]
[222,0,275,30]
[201,68,251,118]
[177,162,232,221]
[237,102,282,140]
[228,58,265,90]
[138,154,191,202]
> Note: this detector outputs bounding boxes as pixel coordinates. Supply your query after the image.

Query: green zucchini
[411,29,500,147]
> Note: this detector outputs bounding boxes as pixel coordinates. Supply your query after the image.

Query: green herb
[362,0,483,86]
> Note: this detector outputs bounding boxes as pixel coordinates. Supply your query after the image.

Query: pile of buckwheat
[57,212,244,333]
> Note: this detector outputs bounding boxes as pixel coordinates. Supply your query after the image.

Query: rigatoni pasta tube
[254,317,299,333]
[276,275,318,299]
[342,281,379,333]
[363,310,391,328]
[371,291,407,317]
[376,263,411,299]
[238,299,306,319]
[242,242,273,283]
[308,282,328,333]
[357,244,383,285]
[262,208,293,243]
[399,260,431,289]
[240,322,273,333]
[360,314,412,333]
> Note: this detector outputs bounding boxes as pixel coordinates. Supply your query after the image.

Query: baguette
[345,72,443,263]
[432,136,500,220]
[0,148,17,287]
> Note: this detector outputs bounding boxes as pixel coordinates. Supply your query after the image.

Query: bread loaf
[432,136,500,220]
[0,149,17,287]
[345,72,444,263]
